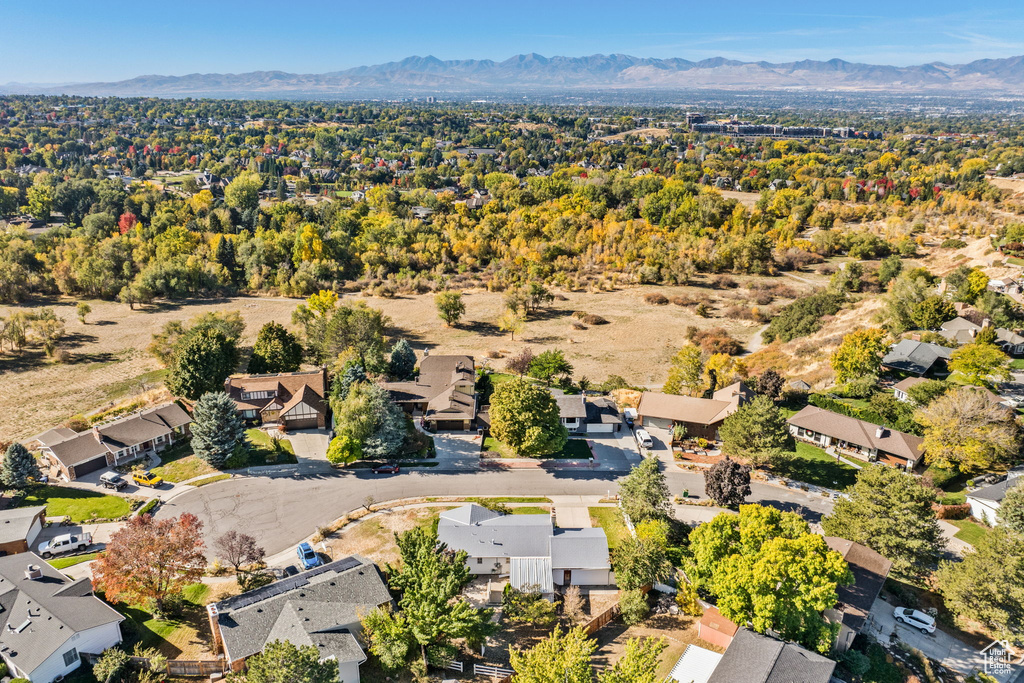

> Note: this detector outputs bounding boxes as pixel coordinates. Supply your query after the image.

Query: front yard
[17,485,133,522]
[771,441,858,490]
[949,519,989,546]
[483,436,593,459]
[591,614,722,679]
[150,430,297,482]
[588,507,630,549]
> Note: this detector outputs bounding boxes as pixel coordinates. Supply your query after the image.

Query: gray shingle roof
[707,629,835,683]
[788,406,924,464]
[549,529,610,570]
[881,340,952,375]
[824,537,892,633]
[969,475,1023,504]
[213,555,391,665]
[0,553,124,675]
[551,391,587,420]
[0,507,44,546]
[437,505,553,558]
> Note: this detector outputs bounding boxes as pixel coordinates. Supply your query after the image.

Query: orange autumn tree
[92,513,206,617]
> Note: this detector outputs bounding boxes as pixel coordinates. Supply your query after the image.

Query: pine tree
[618,457,672,523]
[190,392,247,469]
[2,443,40,488]
[214,236,236,275]
[388,339,416,380]
[247,322,303,374]
[330,363,367,406]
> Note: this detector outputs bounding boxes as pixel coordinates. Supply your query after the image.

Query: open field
[325,506,453,567]
[1,280,803,441]
[0,296,302,441]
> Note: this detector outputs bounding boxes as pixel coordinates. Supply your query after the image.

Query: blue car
[296,542,322,570]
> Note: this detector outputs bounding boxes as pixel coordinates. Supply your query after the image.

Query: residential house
[550,391,623,434]
[940,316,1024,356]
[552,391,587,434]
[636,381,753,440]
[697,606,739,649]
[208,555,392,683]
[436,504,613,596]
[788,405,924,469]
[893,377,928,402]
[0,554,124,683]
[224,369,329,431]
[823,537,893,652]
[880,339,952,376]
[35,403,191,481]
[384,354,478,431]
[0,507,46,556]
[966,469,1024,525]
[705,628,835,683]
[988,277,1022,295]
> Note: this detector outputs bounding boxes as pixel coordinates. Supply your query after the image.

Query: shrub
[485,350,503,359]
[695,302,712,318]
[503,584,557,625]
[619,589,650,625]
[672,295,698,306]
[934,503,971,520]
[941,238,968,249]
[840,649,871,676]
[644,292,669,305]
[223,447,251,470]
[582,313,608,325]
[136,499,159,517]
[711,274,738,289]
[762,291,845,344]
[571,320,587,330]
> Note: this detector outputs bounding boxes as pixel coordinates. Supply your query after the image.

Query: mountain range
[5,53,1024,97]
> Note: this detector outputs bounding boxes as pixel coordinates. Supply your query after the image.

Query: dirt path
[742,323,769,356]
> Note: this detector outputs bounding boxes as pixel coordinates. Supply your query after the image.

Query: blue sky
[4,0,1024,83]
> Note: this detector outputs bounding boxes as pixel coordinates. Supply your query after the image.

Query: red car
[371,463,400,474]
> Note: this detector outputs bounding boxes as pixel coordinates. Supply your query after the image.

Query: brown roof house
[35,403,191,481]
[225,369,329,431]
[824,537,892,652]
[0,506,46,557]
[788,406,924,469]
[636,382,753,440]
[384,354,478,431]
[697,606,739,650]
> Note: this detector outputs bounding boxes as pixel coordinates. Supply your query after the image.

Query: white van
[635,429,653,449]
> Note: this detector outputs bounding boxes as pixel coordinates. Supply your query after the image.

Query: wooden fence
[583,602,621,635]
[129,657,228,677]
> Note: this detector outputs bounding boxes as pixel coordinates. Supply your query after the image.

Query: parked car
[38,533,92,558]
[132,470,164,488]
[635,429,653,449]
[372,463,400,474]
[296,542,322,570]
[893,607,936,634]
[99,472,128,490]
[623,408,638,426]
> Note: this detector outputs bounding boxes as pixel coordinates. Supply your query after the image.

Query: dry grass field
[325,507,452,567]
[0,277,807,442]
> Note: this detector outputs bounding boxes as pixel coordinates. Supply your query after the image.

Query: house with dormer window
[224,369,329,431]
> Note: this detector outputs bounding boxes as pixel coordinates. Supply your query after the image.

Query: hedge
[136,499,159,517]
[807,394,888,427]
[934,503,971,520]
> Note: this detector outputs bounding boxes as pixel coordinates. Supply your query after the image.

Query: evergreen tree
[166,329,238,400]
[719,395,791,467]
[822,465,942,578]
[331,363,367,405]
[2,443,40,488]
[276,178,286,201]
[214,236,236,277]
[243,640,338,683]
[388,339,416,380]
[248,322,303,374]
[191,392,247,469]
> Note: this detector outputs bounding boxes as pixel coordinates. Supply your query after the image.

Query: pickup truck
[37,533,93,559]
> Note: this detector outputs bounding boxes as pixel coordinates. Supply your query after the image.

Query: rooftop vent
[24,565,41,581]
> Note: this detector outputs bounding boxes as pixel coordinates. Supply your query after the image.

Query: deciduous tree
[166,328,239,400]
[223,170,263,212]
[216,530,265,589]
[704,457,751,507]
[598,637,666,683]
[498,309,525,341]
[916,386,1020,471]
[617,457,672,523]
[998,485,1024,534]
[663,344,704,396]
[434,291,465,327]
[505,348,535,376]
[509,626,595,683]
[489,377,568,457]
[528,349,573,385]
[93,513,206,617]
[949,342,1012,387]
[822,465,941,578]
[830,328,887,385]
[247,322,302,374]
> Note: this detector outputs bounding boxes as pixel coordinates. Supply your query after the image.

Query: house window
[243,410,257,418]
[62,648,79,666]
[476,558,483,565]
[241,390,273,401]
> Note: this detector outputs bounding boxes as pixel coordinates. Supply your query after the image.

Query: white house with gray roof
[0,553,124,683]
[208,555,391,683]
[967,469,1024,526]
[437,504,612,597]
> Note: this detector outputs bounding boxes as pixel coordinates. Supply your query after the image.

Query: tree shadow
[68,351,121,365]
[0,348,48,371]
[61,331,100,348]
[461,320,503,337]
[91,320,117,326]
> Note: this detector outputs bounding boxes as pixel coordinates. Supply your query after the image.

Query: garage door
[433,420,466,432]
[587,423,616,433]
[72,456,107,478]
[285,418,319,430]
[644,417,673,430]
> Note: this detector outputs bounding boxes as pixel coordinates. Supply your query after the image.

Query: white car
[893,607,936,634]
[635,429,653,449]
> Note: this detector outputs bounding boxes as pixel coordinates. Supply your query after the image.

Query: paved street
[867,596,1019,682]
[156,464,833,555]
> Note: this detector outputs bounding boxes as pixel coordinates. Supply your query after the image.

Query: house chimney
[24,565,41,581]
[982,318,991,328]
[875,427,886,438]
[207,605,223,654]
[91,426,101,443]
[423,349,429,357]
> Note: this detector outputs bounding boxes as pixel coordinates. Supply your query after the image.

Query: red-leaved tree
[118,212,138,234]
[92,513,206,617]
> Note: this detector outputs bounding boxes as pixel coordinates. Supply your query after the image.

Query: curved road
[156,467,833,555]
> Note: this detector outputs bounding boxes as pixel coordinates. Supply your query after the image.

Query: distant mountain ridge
[5,53,1024,97]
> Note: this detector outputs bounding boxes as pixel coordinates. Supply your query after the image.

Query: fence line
[474,663,515,677]
[128,657,228,677]
[445,660,464,672]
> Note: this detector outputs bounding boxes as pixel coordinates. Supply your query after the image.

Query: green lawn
[48,552,98,570]
[463,496,551,504]
[510,506,551,515]
[771,442,858,490]
[484,436,593,459]
[589,507,630,549]
[1011,358,1024,370]
[150,447,216,483]
[18,485,131,522]
[118,583,210,658]
[245,429,298,466]
[950,519,989,546]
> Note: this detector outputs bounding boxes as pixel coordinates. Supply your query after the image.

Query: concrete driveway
[867,595,1019,681]
[431,432,483,470]
[284,429,330,464]
[588,433,642,470]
